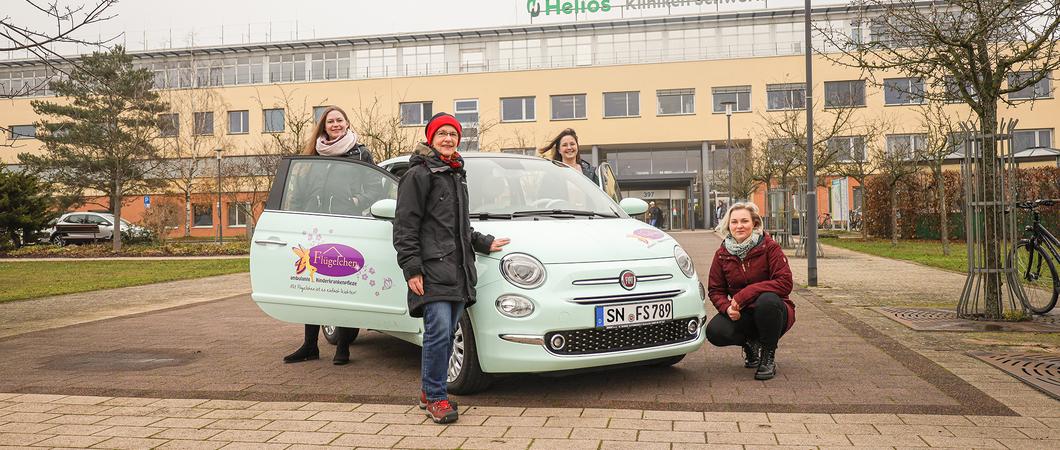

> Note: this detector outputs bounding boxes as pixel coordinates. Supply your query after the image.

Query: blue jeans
[421,301,465,401]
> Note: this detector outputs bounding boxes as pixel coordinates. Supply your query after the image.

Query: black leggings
[705,292,788,349]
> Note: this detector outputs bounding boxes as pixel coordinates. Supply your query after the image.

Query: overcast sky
[4,0,852,60]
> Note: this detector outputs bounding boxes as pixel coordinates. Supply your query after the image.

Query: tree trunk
[890,185,899,247]
[762,178,772,231]
[979,108,1002,319]
[937,170,950,256]
[858,177,869,240]
[184,191,192,237]
[111,182,122,253]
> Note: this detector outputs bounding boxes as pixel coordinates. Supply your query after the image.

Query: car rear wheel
[51,235,66,247]
[446,313,491,395]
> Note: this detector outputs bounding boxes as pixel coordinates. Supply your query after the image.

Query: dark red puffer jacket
[707,233,795,332]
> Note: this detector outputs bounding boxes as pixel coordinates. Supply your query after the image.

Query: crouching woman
[705,202,795,380]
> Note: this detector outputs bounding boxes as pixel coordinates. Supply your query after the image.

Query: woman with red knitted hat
[393,112,510,424]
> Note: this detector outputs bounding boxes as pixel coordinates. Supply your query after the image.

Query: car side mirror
[620,198,649,216]
[370,199,397,219]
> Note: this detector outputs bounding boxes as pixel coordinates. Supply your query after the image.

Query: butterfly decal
[291,245,318,282]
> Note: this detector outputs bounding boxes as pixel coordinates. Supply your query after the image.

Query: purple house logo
[308,244,365,277]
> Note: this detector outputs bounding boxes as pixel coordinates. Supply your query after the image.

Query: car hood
[472,218,677,264]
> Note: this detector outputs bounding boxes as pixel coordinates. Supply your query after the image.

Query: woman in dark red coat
[706,202,795,380]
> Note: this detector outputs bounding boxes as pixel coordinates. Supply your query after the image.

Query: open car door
[250,156,420,333]
[596,162,622,204]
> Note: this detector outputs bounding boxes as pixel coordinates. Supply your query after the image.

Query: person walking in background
[538,128,598,183]
[283,106,375,366]
[647,201,663,227]
[393,112,510,424]
[705,202,795,380]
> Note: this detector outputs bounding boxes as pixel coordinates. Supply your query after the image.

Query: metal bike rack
[956,119,1027,320]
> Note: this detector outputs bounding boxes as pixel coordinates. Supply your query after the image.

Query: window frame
[824,80,867,108]
[500,96,536,122]
[829,135,867,162]
[765,83,805,111]
[1008,72,1053,100]
[711,86,752,114]
[550,94,587,121]
[192,203,214,228]
[883,77,925,106]
[227,110,250,135]
[192,111,214,136]
[885,133,927,159]
[227,201,252,227]
[399,101,433,126]
[8,124,36,140]
[262,108,286,134]
[656,89,695,116]
[158,113,180,137]
[603,91,640,118]
[1012,128,1054,151]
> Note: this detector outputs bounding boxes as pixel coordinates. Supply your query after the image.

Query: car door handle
[254,239,288,246]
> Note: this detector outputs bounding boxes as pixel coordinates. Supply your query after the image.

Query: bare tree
[1,1,118,98]
[917,101,968,255]
[728,143,760,202]
[350,96,418,161]
[874,135,925,246]
[157,87,232,237]
[827,114,891,239]
[820,0,1060,317]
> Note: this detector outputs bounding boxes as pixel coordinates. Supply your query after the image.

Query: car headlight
[496,294,535,318]
[674,245,695,278]
[500,253,547,289]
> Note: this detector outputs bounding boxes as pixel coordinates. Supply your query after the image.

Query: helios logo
[527,0,612,17]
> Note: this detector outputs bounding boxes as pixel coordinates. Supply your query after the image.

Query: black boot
[333,327,352,365]
[755,346,777,380]
[742,340,761,368]
[283,325,320,363]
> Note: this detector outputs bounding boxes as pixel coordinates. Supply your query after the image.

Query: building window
[227,201,251,227]
[1008,72,1052,100]
[313,106,329,124]
[944,76,978,103]
[550,94,586,120]
[8,124,36,140]
[399,101,432,126]
[824,80,866,108]
[603,91,639,118]
[828,136,866,161]
[1013,129,1053,151]
[656,89,695,116]
[228,111,249,134]
[454,99,479,151]
[886,134,927,159]
[193,204,213,227]
[235,56,264,85]
[884,78,925,105]
[766,83,805,110]
[712,86,751,113]
[263,109,285,133]
[193,112,214,136]
[310,51,350,80]
[500,97,535,122]
[268,53,306,83]
[159,113,179,137]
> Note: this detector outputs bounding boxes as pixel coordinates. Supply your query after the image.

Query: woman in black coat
[393,113,509,424]
[283,105,376,366]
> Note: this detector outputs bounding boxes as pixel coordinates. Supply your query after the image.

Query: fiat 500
[250,152,706,394]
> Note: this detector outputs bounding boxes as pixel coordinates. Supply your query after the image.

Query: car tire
[321,326,359,345]
[446,313,492,395]
[51,235,66,247]
[650,354,686,367]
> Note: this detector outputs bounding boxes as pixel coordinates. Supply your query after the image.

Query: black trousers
[705,292,788,349]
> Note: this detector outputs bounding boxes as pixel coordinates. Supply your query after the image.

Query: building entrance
[622,188,690,231]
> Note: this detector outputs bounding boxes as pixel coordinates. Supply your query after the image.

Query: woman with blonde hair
[706,202,795,380]
[538,128,598,183]
[283,105,377,366]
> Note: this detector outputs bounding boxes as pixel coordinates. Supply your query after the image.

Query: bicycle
[849,208,863,232]
[1008,199,1060,314]
[817,212,833,230]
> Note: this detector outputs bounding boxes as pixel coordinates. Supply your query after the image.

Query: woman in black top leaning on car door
[283,105,376,366]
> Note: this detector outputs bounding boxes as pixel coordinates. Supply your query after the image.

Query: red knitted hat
[425,112,462,146]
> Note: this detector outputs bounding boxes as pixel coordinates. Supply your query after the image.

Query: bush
[139,199,182,244]
[0,240,249,258]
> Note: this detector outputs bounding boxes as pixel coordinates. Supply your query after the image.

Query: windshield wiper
[470,212,513,220]
[511,209,618,218]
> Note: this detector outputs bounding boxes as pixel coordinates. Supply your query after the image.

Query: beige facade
[2,7,1057,236]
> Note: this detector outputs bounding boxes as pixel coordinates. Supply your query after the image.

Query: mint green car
[250,152,706,394]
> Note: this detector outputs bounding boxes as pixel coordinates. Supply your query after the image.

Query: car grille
[544,318,699,356]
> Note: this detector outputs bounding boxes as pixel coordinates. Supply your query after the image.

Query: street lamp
[721,100,736,205]
[215,148,223,244]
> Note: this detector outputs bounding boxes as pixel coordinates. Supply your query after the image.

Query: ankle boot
[742,340,761,368]
[283,324,320,363]
[755,346,777,380]
[333,327,352,365]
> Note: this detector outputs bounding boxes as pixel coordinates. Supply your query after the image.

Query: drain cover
[971,352,1060,400]
[875,307,1060,332]
[40,350,196,371]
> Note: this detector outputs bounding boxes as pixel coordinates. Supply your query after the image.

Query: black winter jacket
[577,159,599,184]
[290,143,381,215]
[393,143,495,317]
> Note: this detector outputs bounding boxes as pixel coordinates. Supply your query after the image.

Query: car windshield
[464,157,622,218]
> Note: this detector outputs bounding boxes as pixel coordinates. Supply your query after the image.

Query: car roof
[380,151,542,166]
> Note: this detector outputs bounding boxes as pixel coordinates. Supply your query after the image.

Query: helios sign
[527,0,767,18]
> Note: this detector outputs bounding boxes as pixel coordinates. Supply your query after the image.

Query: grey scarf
[724,229,762,260]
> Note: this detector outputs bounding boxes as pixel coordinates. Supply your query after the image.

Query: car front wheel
[51,235,66,247]
[322,326,359,345]
[446,313,491,395]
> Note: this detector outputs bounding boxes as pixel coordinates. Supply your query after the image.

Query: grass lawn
[0,259,249,303]
[820,237,967,273]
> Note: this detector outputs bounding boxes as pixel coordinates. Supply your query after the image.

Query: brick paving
[2,232,1058,448]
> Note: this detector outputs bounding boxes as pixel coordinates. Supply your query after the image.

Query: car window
[85,215,109,225]
[464,158,621,216]
[386,161,410,178]
[64,214,86,223]
[597,162,622,204]
[279,159,397,217]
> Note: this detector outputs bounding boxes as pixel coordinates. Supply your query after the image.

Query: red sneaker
[424,399,458,424]
[418,391,457,411]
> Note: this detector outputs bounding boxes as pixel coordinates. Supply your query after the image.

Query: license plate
[595,300,673,328]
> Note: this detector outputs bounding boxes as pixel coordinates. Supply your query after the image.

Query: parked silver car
[45,212,148,246]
